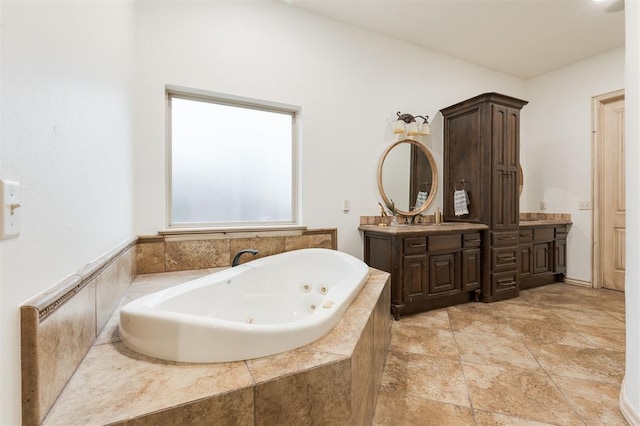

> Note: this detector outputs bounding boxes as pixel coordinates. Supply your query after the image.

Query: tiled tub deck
[42,268,391,425]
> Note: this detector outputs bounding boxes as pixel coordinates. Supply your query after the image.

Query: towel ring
[455,179,466,190]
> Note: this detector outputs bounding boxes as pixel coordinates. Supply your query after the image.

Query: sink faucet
[232,249,259,267]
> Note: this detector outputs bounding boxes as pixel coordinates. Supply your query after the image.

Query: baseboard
[620,377,640,425]
[563,277,592,287]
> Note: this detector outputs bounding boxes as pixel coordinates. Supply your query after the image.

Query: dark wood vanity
[360,223,487,320]
[519,221,569,289]
[360,219,570,319]
[363,92,572,319]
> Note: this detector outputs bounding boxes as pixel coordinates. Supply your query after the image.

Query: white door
[601,95,625,291]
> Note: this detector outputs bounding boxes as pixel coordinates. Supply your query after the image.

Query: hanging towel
[414,191,428,210]
[454,190,469,216]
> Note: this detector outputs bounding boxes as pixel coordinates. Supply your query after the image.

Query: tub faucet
[232,249,259,267]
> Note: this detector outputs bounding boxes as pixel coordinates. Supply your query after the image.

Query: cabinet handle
[497,255,516,261]
[409,243,426,248]
[498,236,516,241]
[497,278,516,286]
[465,238,481,243]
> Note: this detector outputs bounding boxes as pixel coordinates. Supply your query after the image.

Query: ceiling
[283,0,625,79]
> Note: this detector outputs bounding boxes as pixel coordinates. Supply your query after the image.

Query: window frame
[165,85,301,231]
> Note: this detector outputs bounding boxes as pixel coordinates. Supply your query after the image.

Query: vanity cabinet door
[519,229,533,279]
[519,244,533,279]
[554,226,568,274]
[403,254,428,302]
[533,243,552,274]
[531,226,556,275]
[428,253,459,294]
[490,105,520,230]
[554,238,567,273]
[462,248,481,291]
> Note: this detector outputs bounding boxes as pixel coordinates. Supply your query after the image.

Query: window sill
[158,225,308,241]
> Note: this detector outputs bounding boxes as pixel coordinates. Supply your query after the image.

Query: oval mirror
[377,139,438,216]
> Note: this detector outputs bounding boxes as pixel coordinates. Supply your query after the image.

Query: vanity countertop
[358,222,489,235]
[519,219,573,227]
[359,219,571,235]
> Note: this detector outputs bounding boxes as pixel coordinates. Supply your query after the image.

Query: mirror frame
[377,139,438,216]
[518,164,524,196]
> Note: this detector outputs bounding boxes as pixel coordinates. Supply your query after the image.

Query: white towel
[454,190,469,216]
[415,191,428,210]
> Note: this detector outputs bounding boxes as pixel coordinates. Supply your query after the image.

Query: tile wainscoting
[20,238,137,426]
[137,228,337,274]
[20,228,338,425]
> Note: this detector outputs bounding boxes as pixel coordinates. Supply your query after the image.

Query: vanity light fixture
[393,112,430,136]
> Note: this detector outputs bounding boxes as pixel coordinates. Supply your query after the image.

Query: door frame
[592,89,625,289]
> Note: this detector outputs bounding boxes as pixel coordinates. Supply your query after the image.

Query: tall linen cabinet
[440,93,528,302]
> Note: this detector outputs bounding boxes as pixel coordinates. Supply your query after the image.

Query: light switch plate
[0,179,21,239]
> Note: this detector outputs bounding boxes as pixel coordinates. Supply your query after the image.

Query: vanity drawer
[519,229,533,243]
[533,227,554,242]
[492,271,519,295]
[403,236,427,254]
[463,233,482,248]
[492,231,519,247]
[491,246,518,272]
[428,234,462,252]
[555,226,568,240]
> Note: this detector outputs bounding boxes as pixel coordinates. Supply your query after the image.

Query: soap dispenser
[435,207,442,224]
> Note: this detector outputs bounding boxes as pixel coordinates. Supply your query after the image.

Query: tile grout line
[506,295,588,424]
[518,337,588,426]
[447,308,480,425]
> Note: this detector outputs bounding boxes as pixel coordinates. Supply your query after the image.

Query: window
[167,87,299,229]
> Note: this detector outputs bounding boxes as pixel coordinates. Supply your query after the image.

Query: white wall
[1,0,635,423]
[133,1,526,257]
[0,2,136,424]
[522,47,625,283]
[624,0,640,420]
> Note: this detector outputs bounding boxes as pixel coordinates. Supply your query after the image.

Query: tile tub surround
[20,238,137,426]
[42,268,392,425]
[20,228,338,425]
[136,228,337,274]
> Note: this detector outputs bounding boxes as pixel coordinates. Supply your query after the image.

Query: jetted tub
[119,248,370,363]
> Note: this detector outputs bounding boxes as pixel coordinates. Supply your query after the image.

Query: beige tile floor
[373,283,627,426]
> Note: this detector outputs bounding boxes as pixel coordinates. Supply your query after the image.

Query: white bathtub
[119,248,370,363]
